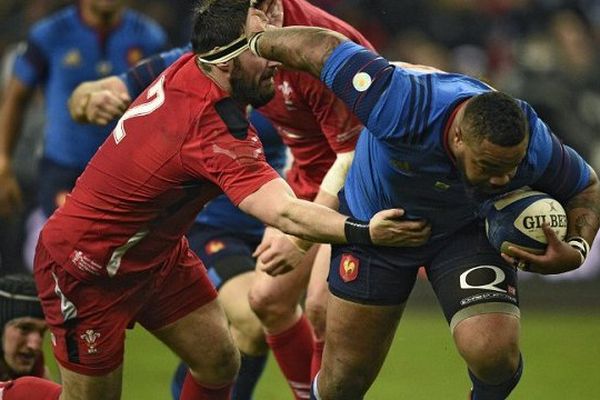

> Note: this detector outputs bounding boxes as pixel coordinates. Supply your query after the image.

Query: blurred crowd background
[0,1,599,289]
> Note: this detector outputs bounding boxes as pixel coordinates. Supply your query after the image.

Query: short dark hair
[191,0,250,54]
[462,91,528,147]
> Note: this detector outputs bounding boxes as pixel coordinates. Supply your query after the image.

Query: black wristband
[344,217,372,246]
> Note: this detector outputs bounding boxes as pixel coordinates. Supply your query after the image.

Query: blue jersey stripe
[126,54,168,98]
[406,76,421,144]
[533,134,590,202]
[415,75,433,145]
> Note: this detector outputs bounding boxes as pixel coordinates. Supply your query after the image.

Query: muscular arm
[239,178,349,244]
[564,169,600,245]
[238,178,404,246]
[509,169,600,274]
[252,26,347,78]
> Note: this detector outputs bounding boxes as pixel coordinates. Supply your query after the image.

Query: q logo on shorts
[459,265,507,293]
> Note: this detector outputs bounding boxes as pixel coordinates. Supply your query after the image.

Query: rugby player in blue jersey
[69,45,283,400]
[245,14,600,400]
[0,0,167,220]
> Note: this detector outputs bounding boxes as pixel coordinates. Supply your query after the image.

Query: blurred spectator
[0,44,44,274]
[504,9,600,171]
[0,0,168,274]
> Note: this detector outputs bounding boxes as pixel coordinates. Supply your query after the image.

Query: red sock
[180,372,232,400]
[266,315,313,400]
[1,377,61,400]
[311,340,324,379]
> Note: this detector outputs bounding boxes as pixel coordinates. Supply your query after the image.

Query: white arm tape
[319,151,355,196]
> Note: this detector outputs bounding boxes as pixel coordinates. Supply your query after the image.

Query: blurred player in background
[246,16,600,400]
[21,1,409,399]
[69,0,377,398]
[0,0,167,270]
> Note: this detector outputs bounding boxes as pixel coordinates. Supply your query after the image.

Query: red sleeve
[181,107,280,206]
[300,74,362,154]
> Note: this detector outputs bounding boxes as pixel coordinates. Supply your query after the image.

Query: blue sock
[232,353,268,400]
[170,361,188,400]
[469,354,523,400]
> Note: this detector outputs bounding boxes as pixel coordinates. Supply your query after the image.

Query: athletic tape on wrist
[566,236,590,265]
[248,31,264,57]
[344,217,372,246]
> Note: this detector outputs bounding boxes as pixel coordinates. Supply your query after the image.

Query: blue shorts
[330,196,519,330]
[38,158,82,217]
[186,223,262,289]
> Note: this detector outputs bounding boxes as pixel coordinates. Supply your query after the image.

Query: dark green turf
[44,305,600,399]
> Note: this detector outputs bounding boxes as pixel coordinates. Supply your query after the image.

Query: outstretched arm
[247,18,348,79]
[238,178,411,247]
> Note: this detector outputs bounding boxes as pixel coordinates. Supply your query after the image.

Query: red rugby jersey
[40,54,279,280]
[258,0,375,200]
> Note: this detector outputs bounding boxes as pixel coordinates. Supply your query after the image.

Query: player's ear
[453,125,464,145]
[214,60,233,74]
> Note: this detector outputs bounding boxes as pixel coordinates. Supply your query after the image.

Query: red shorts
[33,237,217,376]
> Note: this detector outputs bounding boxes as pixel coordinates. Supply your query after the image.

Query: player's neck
[446,99,470,158]
[196,57,233,94]
[80,5,123,30]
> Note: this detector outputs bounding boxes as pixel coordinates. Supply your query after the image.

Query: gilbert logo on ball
[485,188,567,256]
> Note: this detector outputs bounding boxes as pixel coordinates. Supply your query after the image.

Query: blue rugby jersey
[12,5,167,169]
[121,44,286,237]
[322,41,591,242]
[120,44,192,97]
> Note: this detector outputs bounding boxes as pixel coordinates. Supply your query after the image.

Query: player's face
[457,137,528,195]
[2,317,47,375]
[86,0,125,15]
[230,51,278,108]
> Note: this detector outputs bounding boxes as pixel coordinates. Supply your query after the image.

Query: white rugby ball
[485,189,567,255]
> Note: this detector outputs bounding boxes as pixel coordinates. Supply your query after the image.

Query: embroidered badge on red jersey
[339,254,359,282]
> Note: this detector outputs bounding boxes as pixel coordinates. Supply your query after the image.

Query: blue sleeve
[321,41,433,142]
[249,110,286,174]
[525,103,592,202]
[12,26,50,87]
[119,44,192,98]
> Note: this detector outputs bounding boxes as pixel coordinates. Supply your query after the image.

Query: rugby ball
[485,189,567,256]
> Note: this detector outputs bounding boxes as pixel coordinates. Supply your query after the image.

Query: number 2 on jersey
[113,75,166,144]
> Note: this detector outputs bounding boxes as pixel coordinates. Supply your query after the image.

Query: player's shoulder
[28,5,77,41]
[161,54,228,117]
